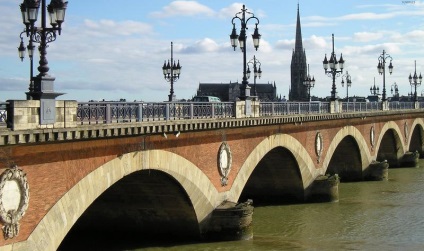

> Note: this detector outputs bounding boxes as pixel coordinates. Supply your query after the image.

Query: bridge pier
[306,174,340,203]
[399,151,420,167]
[363,160,389,181]
[202,200,254,241]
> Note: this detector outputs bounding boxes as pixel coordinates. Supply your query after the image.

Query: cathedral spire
[295,3,303,53]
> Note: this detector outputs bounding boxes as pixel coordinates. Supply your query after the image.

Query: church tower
[289,4,308,101]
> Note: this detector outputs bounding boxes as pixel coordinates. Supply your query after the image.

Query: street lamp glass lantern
[25,0,40,23]
[419,73,423,84]
[27,43,35,59]
[48,0,68,25]
[322,54,328,70]
[246,66,251,79]
[257,67,262,78]
[329,55,335,69]
[338,54,344,70]
[388,61,393,74]
[377,62,383,74]
[20,3,30,25]
[230,26,239,50]
[162,61,167,76]
[18,39,26,61]
[252,26,261,50]
[238,30,246,50]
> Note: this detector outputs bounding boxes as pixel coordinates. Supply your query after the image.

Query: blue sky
[1,0,423,102]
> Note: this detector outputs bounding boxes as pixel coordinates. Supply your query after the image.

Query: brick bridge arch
[408,118,424,153]
[22,150,220,251]
[321,125,372,174]
[228,133,318,203]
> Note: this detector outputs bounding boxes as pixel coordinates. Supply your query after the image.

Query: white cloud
[83,19,153,37]
[181,38,220,53]
[353,32,384,42]
[150,1,215,18]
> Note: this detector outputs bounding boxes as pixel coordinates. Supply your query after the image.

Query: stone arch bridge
[0,109,423,250]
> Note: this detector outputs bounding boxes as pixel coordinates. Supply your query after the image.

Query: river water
[137,161,424,251]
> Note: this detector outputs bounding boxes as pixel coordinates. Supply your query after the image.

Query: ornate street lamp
[303,64,315,101]
[370,77,380,95]
[162,42,181,102]
[322,34,344,101]
[341,71,352,101]
[18,0,68,101]
[246,55,262,97]
[391,82,399,100]
[377,50,393,101]
[408,60,422,102]
[230,4,260,100]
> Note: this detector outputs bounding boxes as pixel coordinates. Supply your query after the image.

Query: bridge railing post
[271,103,275,116]
[190,103,194,119]
[106,104,111,124]
[137,103,143,122]
[211,103,215,118]
[165,103,170,121]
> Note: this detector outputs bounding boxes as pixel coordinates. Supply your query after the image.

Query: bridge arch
[321,125,371,181]
[375,121,405,166]
[23,150,219,251]
[408,118,424,155]
[228,133,319,203]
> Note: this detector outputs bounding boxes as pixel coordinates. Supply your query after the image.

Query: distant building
[289,4,308,101]
[195,81,279,102]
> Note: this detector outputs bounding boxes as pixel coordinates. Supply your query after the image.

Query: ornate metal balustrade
[0,102,7,125]
[259,102,329,116]
[77,102,235,124]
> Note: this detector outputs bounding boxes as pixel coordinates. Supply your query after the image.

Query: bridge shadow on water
[58,228,203,251]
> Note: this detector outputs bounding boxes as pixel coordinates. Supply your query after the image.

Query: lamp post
[377,50,393,102]
[246,55,262,97]
[303,64,315,101]
[370,77,380,95]
[408,60,422,102]
[341,71,352,101]
[18,32,35,100]
[18,0,68,101]
[162,42,181,102]
[322,34,344,101]
[391,82,399,100]
[230,4,261,100]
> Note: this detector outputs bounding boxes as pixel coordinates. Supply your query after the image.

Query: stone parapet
[6,100,77,131]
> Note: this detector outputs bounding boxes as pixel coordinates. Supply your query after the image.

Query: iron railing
[1,101,422,126]
[0,102,7,124]
[77,102,235,124]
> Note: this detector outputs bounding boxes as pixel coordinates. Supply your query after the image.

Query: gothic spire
[295,3,303,53]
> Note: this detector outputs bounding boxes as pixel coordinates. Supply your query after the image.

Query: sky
[0,0,423,102]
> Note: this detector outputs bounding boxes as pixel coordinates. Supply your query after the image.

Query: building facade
[195,81,279,102]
